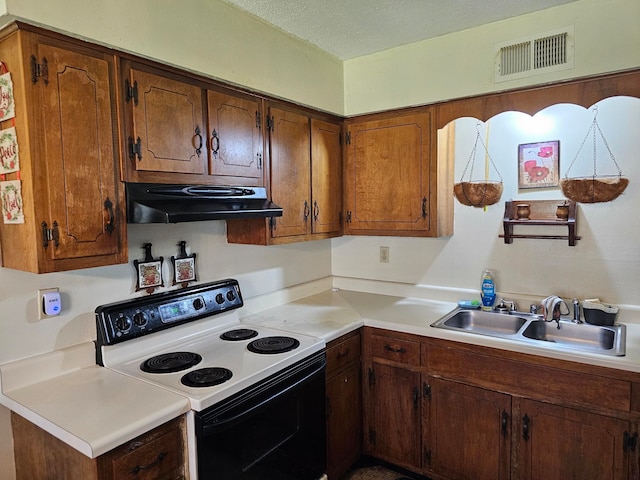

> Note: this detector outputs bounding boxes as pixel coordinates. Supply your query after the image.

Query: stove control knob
[133,311,147,327]
[215,293,225,304]
[193,298,204,310]
[226,290,236,302]
[115,314,132,332]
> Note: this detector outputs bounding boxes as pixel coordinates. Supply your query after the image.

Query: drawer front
[327,333,361,376]
[110,430,183,479]
[370,333,421,366]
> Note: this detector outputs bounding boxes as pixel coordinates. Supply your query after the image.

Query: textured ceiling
[221,0,578,60]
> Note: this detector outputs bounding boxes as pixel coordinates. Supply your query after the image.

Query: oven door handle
[201,359,324,435]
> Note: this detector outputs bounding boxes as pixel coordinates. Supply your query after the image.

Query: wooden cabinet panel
[370,331,421,366]
[128,67,205,175]
[366,362,422,470]
[425,377,511,480]
[269,106,311,238]
[311,118,342,235]
[207,89,264,185]
[0,28,126,273]
[344,110,432,235]
[517,399,630,480]
[326,331,361,377]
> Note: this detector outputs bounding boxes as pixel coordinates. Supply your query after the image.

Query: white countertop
[3,287,640,460]
[0,343,189,458]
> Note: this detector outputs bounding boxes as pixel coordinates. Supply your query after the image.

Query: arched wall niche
[434,69,640,130]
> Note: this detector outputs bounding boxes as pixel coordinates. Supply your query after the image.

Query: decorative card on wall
[1,179,24,224]
[171,240,197,288]
[134,243,164,294]
[0,127,19,174]
[0,71,15,122]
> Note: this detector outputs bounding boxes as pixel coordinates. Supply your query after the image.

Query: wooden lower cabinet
[424,377,511,480]
[326,331,362,480]
[362,328,640,480]
[12,413,187,480]
[517,398,630,480]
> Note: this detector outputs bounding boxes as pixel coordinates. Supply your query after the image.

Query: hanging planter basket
[561,107,629,203]
[453,123,503,208]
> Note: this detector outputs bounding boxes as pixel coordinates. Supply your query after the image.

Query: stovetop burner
[141,352,202,374]
[247,336,300,355]
[181,367,233,388]
[220,328,259,341]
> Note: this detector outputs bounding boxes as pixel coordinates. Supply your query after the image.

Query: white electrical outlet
[38,288,61,319]
[379,246,389,263]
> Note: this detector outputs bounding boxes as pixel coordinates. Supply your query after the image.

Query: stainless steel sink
[431,308,626,356]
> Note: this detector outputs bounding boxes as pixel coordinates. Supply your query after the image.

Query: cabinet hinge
[424,448,432,466]
[257,153,263,170]
[269,217,276,230]
[369,428,376,446]
[266,115,275,131]
[128,136,142,161]
[30,56,49,85]
[256,111,261,129]
[368,367,375,388]
[423,382,432,401]
[41,221,59,248]
[346,211,352,223]
[345,131,351,145]
[624,431,638,452]
[125,79,139,105]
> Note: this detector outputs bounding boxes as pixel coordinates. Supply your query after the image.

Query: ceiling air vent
[495,26,574,82]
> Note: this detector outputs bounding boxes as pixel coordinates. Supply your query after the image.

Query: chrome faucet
[572,298,582,323]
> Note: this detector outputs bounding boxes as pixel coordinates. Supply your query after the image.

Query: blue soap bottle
[480,269,496,312]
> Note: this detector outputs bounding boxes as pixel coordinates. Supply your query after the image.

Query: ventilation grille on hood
[495,26,574,82]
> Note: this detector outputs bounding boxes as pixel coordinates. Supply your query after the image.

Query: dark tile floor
[340,458,426,480]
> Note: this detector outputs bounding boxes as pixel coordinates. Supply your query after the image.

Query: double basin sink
[431,308,626,356]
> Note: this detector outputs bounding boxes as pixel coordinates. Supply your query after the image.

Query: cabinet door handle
[313,200,319,221]
[104,198,115,234]
[211,129,220,156]
[194,126,203,156]
[413,386,419,409]
[336,348,350,359]
[303,200,310,220]
[522,414,530,441]
[422,197,428,218]
[129,451,167,475]
[384,344,406,354]
[501,410,508,436]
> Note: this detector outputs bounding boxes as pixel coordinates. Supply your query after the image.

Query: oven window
[195,354,326,479]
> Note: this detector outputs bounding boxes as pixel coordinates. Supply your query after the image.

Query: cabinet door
[38,41,123,262]
[311,118,342,235]
[269,106,310,238]
[425,377,511,480]
[518,398,630,480]
[345,111,431,235]
[326,363,362,480]
[207,89,264,185]
[129,68,205,174]
[366,363,421,471]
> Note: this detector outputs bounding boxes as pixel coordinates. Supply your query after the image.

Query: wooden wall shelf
[500,200,580,246]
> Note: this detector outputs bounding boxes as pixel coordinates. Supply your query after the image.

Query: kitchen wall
[0,0,638,477]
[344,0,640,115]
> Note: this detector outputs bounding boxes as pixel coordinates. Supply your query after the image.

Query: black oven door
[194,351,326,480]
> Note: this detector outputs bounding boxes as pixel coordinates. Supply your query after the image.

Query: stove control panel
[95,279,243,347]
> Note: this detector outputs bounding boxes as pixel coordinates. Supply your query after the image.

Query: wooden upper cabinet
[125,64,206,176]
[0,27,126,273]
[207,89,264,186]
[311,118,342,236]
[344,109,435,236]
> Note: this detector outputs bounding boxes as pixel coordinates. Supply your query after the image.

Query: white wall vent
[494,26,574,82]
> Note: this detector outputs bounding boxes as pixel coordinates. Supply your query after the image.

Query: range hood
[126,183,283,224]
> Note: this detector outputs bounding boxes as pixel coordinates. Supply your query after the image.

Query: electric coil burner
[140,351,202,373]
[247,336,300,354]
[95,279,327,480]
[220,328,258,341]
